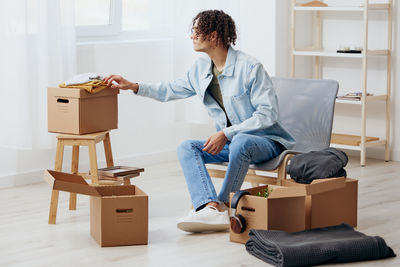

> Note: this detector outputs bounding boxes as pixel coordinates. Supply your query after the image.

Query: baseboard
[0,150,177,189]
[0,169,46,189]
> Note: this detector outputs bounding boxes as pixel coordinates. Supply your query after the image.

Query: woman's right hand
[103,74,139,93]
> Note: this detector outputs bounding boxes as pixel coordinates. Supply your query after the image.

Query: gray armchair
[207,77,339,185]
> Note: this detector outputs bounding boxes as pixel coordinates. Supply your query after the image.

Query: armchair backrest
[272,77,339,152]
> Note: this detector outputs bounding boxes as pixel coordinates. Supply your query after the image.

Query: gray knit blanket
[245,224,396,267]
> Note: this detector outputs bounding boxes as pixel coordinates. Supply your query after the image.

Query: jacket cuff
[223,127,236,141]
[136,83,148,96]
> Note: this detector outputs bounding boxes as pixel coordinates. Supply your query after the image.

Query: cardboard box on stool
[44,170,148,247]
[282,177,358,229]
[229,178,347,244]
[47,87,119,134]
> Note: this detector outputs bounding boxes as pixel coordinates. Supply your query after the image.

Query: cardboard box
[47,87,119,134]
[229,178,346,244]
[229,185,307,244]
[282,178,357,229]
[44,170,148,247]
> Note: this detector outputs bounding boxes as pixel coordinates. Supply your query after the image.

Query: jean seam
[191,143,216,205]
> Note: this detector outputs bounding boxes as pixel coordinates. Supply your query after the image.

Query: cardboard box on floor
[44,170,148,247]
[47,87,119,134]
[229,178,346,244]
[282,177,358,229]
[229,184,306,244]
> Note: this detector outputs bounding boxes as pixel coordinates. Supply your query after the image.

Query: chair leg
[277,154,295,185]
[49,140,64,224]
[54,140,64,171]
[277,166,285,186]
[69,145,79,210]
[88,142,99,185]
[103,132,114,168]
[48,189,60,224]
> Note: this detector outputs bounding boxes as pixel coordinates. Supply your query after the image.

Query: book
[96,166,144,177]
[337,92,373,101]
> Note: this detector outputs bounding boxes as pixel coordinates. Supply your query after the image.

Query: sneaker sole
[177,222,229,233]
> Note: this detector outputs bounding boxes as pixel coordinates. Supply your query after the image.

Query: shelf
[331,140,387,150]
[294,4,390,12]
[331,133,379,146]
[330,133,386,150]
[293,49,362,58]
[293,49,389,58]
[292,0,392,165]
[335,95,388,104]
[368,49,390,56]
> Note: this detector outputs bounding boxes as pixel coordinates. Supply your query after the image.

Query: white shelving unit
[290,0,392,166]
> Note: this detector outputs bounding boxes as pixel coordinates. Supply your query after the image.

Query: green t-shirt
[207,64,231,127]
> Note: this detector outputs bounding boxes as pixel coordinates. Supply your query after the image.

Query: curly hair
[192,10,237,49]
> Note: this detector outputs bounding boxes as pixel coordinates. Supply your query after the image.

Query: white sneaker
[177,206,230,233]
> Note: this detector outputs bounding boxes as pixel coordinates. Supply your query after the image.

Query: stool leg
[88,142,99,185]
[103,132,114,168]
[69,145,79,210]
[48,190,60,224]
[49,140,64,224]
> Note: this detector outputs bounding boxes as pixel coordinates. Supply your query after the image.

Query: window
[122,0,149,31]
[75,0,170,39]
[75,0,122,36]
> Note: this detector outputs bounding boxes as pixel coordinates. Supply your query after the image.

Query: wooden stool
[48,131,114,224]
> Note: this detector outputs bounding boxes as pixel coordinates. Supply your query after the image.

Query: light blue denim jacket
[137,46,295,149]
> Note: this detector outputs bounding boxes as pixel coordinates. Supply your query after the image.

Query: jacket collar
[204,46,236,78]
[223,46,236,77]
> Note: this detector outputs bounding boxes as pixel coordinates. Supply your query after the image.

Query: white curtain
[0,0,76,150]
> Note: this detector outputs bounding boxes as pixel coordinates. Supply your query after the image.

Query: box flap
[282,177,346,195]
[242,184,306,199]
[268,185,307,199]
[94,185,136,197]
[48,87,119,99]
[43,170,101,196]
[307,177,346,194]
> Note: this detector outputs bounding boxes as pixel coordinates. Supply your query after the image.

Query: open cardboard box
[229,177,346,244]
[47,87,119,134]
[44,170,148,247]
[229,184,306,244]
[282,177,358,229]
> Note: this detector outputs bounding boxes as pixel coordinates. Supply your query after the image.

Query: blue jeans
[177,133,284,210]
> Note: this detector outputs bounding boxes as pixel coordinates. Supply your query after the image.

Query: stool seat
[57,131,110,142]
[48,130,118,224]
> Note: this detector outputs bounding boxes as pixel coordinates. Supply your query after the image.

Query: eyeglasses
[190,26,199,35]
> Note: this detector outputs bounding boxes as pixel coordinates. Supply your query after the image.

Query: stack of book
[337,92,373,101]
[96,166,144,181]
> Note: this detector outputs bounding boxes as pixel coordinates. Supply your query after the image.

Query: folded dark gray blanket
[245,224,396,267]
[287,148,348,184]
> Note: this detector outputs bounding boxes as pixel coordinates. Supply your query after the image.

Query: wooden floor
[0,157,399,266]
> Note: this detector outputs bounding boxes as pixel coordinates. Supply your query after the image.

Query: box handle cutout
[57,98,69,104]
[116,208,133,213]
[241,206,255,212]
